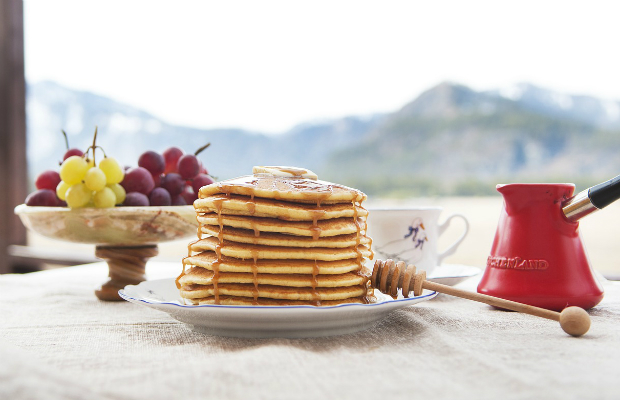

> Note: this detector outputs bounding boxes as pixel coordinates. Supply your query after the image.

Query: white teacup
[366,207,469,275]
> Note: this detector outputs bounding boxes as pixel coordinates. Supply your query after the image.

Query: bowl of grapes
[15,129,212,300]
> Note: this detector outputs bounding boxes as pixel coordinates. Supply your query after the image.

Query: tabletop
[1,262,619,400]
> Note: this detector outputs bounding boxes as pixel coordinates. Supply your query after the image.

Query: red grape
[120,167,155,195]
[192,174,214,194]
[35,170,61,191]
[172,194,188,206]
[123,192,150,206]
[160,173,185,196]
[152,173,162,187]
[177,154,200,179]
[63,148,83,161]
[138,150,165,175]
[149,187,172,206]
[25,189,60,207]
[181,185,198,204]
[163,147,184,174]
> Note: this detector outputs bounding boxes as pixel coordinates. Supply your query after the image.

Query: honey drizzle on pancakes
[247,192,256,215]
[312,259,321,306]
[358,203,374,260]
[177,239,199,289]
[175,262,186,290]
[212,197,226,303]
[251,250,259,305]
[308,209,325,240]
[353,201,362,268]
[184,169,371,306]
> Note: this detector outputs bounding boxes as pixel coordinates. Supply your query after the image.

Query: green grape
[94,187,116,208]
[99,157,124,184]
[86,158,95,169]
[60,156,89,185]
[84,167,107,191]
[107,183,126,205]
[65,182,92,208]
[56,181,72,201]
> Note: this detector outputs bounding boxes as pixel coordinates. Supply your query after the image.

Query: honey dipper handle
[422,280,558,320]
[422,280,591,336]
[370,259,590,336]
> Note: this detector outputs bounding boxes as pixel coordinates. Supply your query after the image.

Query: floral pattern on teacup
[374,217,429,264]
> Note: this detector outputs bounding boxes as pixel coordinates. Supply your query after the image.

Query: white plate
[428,264,481,286]
[119,279,437,338]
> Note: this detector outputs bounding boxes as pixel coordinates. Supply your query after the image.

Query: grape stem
[91,126,98,165]
[61,129,70,150]
[194,142,211,156]
[82,126,107,166]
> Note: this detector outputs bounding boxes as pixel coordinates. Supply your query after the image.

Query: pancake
[187,295,374,306]
[197,213,366,238]
[200,225,371,248]
[180,166,373,307]
[199,174,366,204]
[179,282,368,301]
[184,251,363,275]
[178,266,369,287]
[189,236,372,261]
[194,194,368,221]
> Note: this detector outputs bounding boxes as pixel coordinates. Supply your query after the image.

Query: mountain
[488,83,620,130]
[26,81,620,197]
[321,83,620,195]
[26,81,384,183]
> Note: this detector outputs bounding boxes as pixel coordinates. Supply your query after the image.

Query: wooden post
[0,0,28,274]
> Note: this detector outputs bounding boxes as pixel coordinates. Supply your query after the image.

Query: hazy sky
[24,0,620,133]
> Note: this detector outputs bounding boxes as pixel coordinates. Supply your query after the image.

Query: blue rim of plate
[118,282,437,310]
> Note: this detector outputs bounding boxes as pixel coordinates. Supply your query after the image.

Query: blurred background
[2,0,620,276]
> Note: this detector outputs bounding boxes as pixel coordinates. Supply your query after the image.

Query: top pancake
[198,174,366,204]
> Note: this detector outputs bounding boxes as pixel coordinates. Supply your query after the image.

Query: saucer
[119,279,437,338]
[428,264,481,286]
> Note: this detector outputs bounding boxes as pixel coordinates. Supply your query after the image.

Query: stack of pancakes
[177,166,375,306]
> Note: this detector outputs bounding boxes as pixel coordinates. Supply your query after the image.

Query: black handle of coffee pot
[589,174,620,209]
[562,174,620,222]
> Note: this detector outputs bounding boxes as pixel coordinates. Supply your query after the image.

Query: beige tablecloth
[1,262,619,400]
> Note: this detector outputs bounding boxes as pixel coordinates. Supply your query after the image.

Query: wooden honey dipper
[371,259,591,337]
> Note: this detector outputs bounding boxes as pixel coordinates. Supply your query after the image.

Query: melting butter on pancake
[197,213,366,237]
[194,194,368,221]
[252,166,318,180]
[189,236,372,261]
[178,266,369,287]
[184,251,363,275]
[199,173,366,204]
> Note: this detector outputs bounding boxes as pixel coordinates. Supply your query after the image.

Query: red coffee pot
[478,175,620,311]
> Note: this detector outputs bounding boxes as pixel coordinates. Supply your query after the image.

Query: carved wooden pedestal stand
[94,245,159,301]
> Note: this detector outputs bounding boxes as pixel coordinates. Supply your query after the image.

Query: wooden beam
[0,0,28,274]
